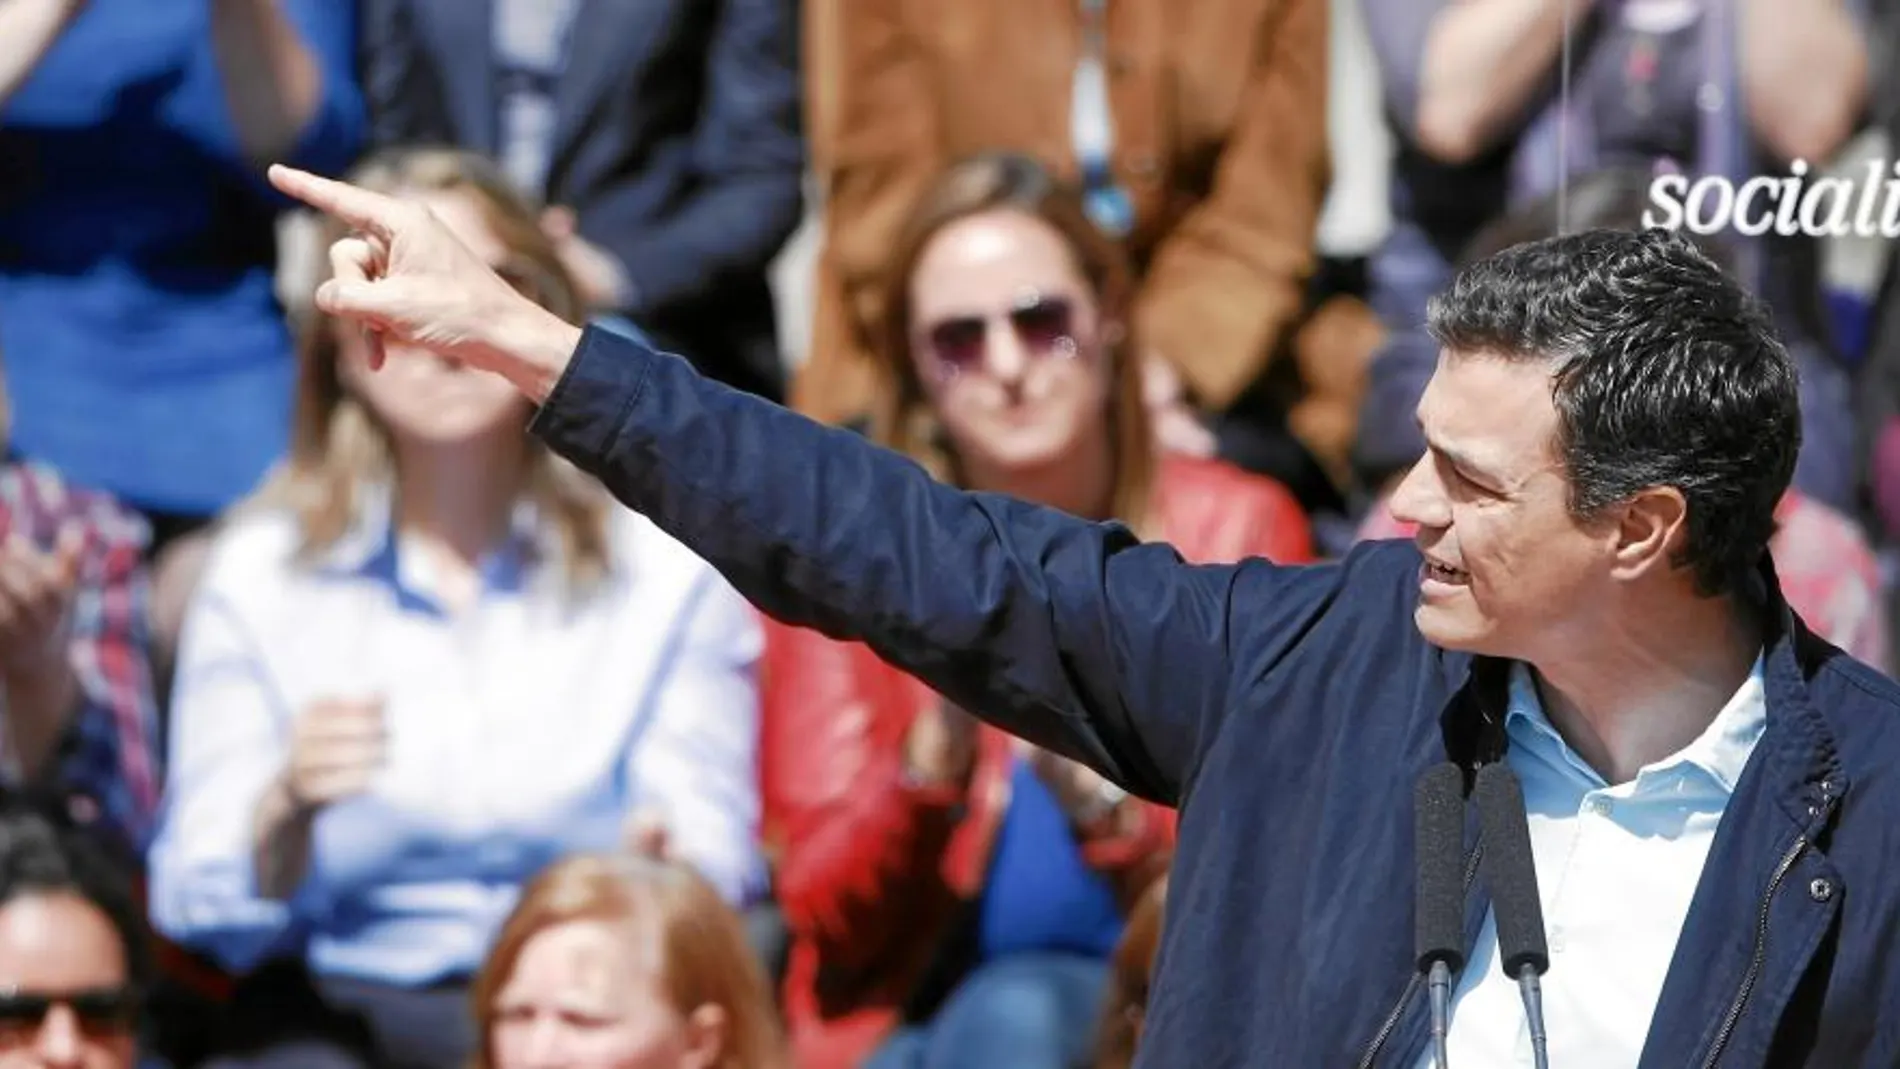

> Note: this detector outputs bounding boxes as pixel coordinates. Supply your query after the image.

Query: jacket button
[1809,877,1834,902]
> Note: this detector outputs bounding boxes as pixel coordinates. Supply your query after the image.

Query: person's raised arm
[1135,0,1327,412]
[209,0,365,185]
[265,165,1345,804]
[1382,0,1598,164]
[1739,0,1867,165]
[798,0,945,424]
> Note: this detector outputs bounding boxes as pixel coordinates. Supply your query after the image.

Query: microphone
[1414,762,1468,1069]
[1474,763,1551,1069]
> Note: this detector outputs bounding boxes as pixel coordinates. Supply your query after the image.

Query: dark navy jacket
[532,325,1900,1067]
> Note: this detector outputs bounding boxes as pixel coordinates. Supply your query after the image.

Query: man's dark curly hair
[0,797,153,990]
[1426,225,1800,598]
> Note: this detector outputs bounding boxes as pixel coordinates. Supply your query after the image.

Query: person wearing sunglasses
[0,800,150,1069]
[797,0,1347,516]
[755,153,1314,1069]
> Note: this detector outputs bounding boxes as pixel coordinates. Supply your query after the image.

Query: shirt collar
[1435,550,1845,813]
[1504,654,1768,796]
[313,483,546,601]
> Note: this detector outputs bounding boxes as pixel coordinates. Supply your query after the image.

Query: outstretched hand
[267,164,583,402]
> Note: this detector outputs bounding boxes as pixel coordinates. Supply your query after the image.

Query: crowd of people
[0,0,1894,1067]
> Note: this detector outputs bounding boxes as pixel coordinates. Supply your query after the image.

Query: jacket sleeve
[621,570,768,907]
[762,625,967,969]
[355,0,448,150]
[1134,0,1329,410]
[1360,0,1453,139]
[801,0,943,413]
[585,0,804,317]
[54,496,162,852]
[530,327,1348,806]
[201,0,368,205]
[145,544,318,975]
[778,763,969,969]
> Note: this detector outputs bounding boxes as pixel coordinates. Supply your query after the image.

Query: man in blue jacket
[267,163,1900,1068]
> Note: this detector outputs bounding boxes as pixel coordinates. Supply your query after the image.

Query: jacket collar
[1434,552,1846,824]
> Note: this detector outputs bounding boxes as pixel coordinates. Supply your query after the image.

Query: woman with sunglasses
[758,153,1314,1069]
[146,147,767,1069]
[0,800,150,1069]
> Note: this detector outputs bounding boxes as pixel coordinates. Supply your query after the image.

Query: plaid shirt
[0,459,159,849]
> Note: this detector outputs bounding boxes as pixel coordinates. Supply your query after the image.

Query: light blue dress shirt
[1419,655,1767,1068]
[147,493,766,985]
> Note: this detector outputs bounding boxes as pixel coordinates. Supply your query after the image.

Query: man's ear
[1609,486,1688,581]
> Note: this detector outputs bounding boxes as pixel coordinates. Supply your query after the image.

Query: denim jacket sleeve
[530,327,1343,805]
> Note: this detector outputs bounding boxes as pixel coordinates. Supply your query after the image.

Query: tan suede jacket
[799,0,1334,427]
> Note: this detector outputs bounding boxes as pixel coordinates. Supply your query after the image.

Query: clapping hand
[541,206,629,312]
[623,808,673,860]
[0,524,84,682]
[279,697,386,810]
[1028,747,1129,830]
[1143,353,1218,459]
[903,698,981,785]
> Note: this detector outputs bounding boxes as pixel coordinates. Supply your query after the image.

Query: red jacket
[759,454,1314,1069]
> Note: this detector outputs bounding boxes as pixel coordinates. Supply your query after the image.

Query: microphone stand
[1516,963,1549,1069]
[1428,958,1454,1068]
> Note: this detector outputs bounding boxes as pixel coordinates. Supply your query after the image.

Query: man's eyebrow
[1416,420,1501,483]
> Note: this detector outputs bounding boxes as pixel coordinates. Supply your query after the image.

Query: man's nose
[1387,455,1450,530]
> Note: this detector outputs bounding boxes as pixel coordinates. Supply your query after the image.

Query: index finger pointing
[269,165,400,239]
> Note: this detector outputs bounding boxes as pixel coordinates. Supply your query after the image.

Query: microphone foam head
[1414,762,1468,973]
[1475,763,1550,978]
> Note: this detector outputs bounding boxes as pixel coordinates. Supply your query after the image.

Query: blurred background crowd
[0,0,1894,1066]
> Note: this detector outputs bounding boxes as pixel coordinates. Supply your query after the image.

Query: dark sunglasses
[0,986,141,1042]
[921,294,1079,377]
